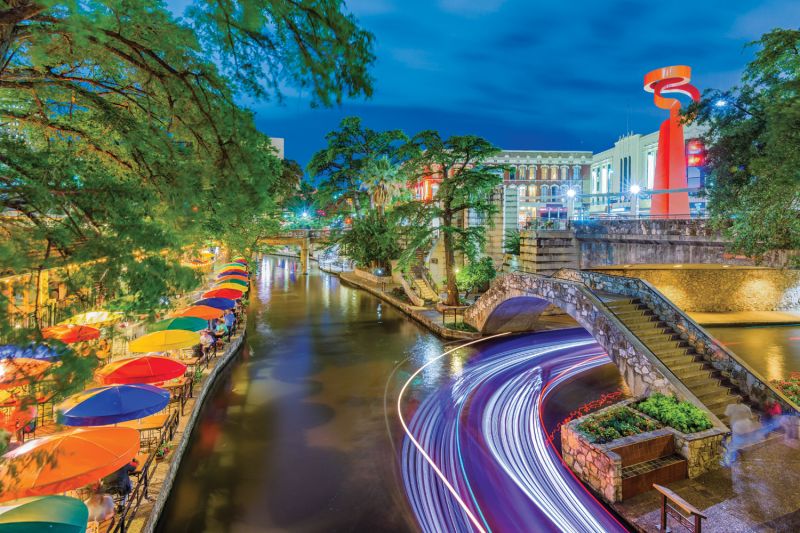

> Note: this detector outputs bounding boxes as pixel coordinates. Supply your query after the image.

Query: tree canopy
[691,28,800,263]
[0,0,375,333]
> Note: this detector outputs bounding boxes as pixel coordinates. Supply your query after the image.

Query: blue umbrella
[0,344,61,361]
[57,384,170,426]
[193,298,235,310]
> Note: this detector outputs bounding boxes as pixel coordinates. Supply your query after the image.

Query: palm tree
[361,156,409,216]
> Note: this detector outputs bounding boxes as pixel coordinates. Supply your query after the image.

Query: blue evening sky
[168,0,800,167]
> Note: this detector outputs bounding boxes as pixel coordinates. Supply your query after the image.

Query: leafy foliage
[504,229,521,255]
[635,393,712,433]
[336,211,401,270]
[576,407,661,444]
[399,132,502,305]
[772,376,800,405]
[456,257,496,298]
[307,116,409,216]
[690,29,800,262]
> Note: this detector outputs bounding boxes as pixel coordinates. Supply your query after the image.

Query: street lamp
[630,184,641,218]
[565,187,577,221]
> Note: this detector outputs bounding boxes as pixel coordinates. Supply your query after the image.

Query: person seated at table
[200,329,215,357]
[102,458,138,509]
[85,483,115,521]
[214,321,227,345]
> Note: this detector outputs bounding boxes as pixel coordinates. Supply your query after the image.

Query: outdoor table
[115,413,169,451]
[130,451,152,477]
[165,376,192,412]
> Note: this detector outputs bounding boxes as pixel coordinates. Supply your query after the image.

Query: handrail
[569,269,800,416]
[654,483,707,532]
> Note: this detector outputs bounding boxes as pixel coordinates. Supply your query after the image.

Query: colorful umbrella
[0,345,60,361]
[57,384,170,426]
[201,288,243,300]
[217,268,250,279]
[0,427,139,501]
[59,311,123,328]
[214,278,248,287]
[218,262,247,269]
[128,330,200,353]
[0,495,88,532]
[149,316,207,333]
[213,283,248,294]
[42,325,100,344]
[0,359,50,390]
[193,298,234,311]
[172,306,223,320]
[96,356,186,385]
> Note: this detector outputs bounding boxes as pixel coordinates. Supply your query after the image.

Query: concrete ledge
[338,271,480,340]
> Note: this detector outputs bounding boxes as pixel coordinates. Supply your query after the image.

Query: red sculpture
[644,66,700,218]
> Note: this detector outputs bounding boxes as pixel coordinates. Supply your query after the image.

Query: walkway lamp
[630,184,641,218]
[566,188,577,221]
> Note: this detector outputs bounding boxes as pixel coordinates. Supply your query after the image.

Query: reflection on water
[156,256,626,532]
[707,326,800,382]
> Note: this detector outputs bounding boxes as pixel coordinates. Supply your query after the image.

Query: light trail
[399,329,630,533]
[396,332,511,533]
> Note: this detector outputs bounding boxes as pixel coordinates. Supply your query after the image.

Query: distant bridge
[258,229,337,273]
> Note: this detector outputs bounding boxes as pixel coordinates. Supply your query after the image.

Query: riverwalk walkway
[690,310,800,327]
[122,323,247,533]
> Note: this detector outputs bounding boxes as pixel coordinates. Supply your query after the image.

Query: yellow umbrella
[59,311,123,328]
[214,283,248,292]
[128,330,199,353]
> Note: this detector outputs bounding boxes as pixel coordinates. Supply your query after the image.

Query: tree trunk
[442,210,459,306]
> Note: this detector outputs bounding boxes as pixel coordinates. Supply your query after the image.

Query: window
[646,149,656,189]
[518,185,527,198]
[551,185,559,198]
[619,156,632,193]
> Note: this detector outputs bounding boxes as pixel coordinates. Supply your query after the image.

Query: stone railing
[566,269,800,416]
[398,273,426,307]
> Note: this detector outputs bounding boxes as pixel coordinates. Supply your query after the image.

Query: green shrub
[576,407,661,444]
[772,376,800,405]
[635,393,712,433]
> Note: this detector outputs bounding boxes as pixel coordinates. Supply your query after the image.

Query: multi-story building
[587,123,707,216]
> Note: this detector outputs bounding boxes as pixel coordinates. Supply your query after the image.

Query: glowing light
[714,99,727,107]
[566,188,576,199]
[629,184,641,195]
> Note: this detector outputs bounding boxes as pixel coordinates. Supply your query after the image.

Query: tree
[690,28,800,262]
[504,229,522,255]
[307,116,408,216]
[337,210,401,271]
[0,0,375,331]
[456,257,496,300]
[361,155,412,216]
[400,132,502,306]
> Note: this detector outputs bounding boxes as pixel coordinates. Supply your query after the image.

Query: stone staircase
[412,278,438,301]
[602,296,743,422]
[612,433,688,499]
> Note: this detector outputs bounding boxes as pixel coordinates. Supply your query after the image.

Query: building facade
[588,123,707,216]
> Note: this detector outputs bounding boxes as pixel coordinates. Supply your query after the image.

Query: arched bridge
[258,229,336,273]
[464,270,798,425]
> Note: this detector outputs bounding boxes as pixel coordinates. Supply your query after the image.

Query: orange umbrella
[215,275,249,284]
[0,427,140,501]
[201,288,243,300]
[0,359,50,390]
[42,325,101,344]
[172,305,223,320]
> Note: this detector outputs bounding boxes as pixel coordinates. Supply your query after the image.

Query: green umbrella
[0,495,88,533]
[217,263,247,271]
[149,316,208,332]
[214,278,248,288]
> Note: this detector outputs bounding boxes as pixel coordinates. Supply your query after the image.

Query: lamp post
[630,184,641,218]
[566,187,577,222]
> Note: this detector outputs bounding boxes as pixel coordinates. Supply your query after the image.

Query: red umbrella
[202,288,243,300]
[95,355,187,385]
[42,325,101,344]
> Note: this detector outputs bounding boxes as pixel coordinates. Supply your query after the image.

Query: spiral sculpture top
[644,65,700,111]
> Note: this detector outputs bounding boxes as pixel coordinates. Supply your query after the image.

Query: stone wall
[562,400,727,503]
[465,273,680,398]
[562,421,622,502]
[572,270,800,415]
[573,219,795,268]
[353,267,393,286]
[592,267,800,312]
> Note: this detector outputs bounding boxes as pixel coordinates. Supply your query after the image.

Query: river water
[156,256,626,532]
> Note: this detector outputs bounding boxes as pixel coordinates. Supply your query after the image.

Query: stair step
[669,360,708,374]
[621,454,687,480]
[673,367,713,381]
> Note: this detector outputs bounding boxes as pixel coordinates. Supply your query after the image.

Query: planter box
[562,399,728,502]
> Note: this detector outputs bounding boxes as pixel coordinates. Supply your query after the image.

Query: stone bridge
[258,229,336,273]
[464,270,800,422]
[464,272,678,399]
